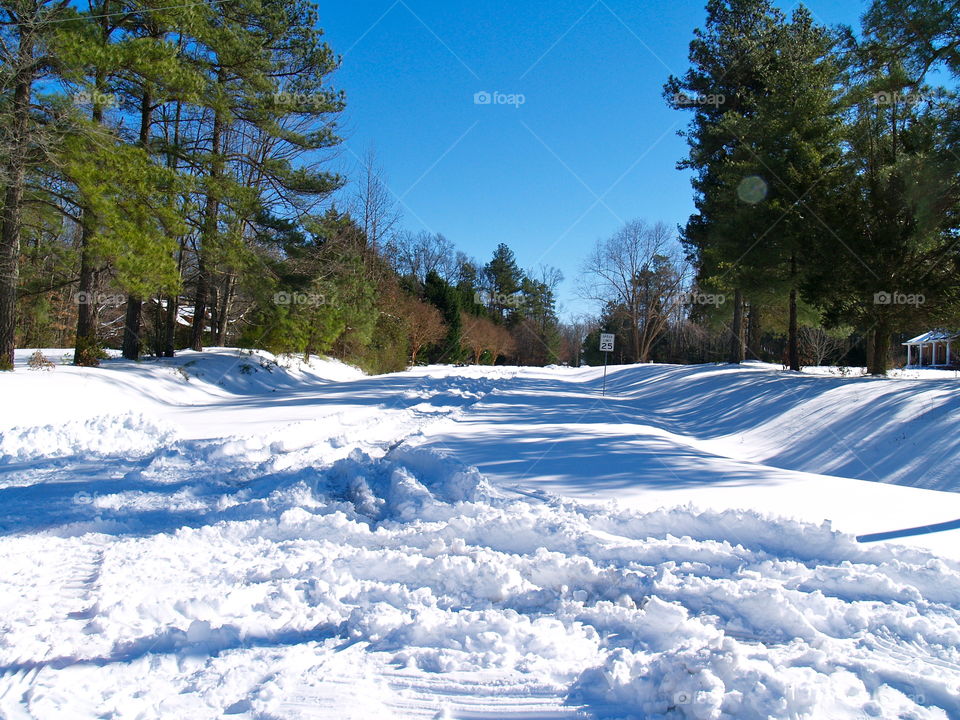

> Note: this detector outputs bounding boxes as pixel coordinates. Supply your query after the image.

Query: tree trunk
[152,295,164,357]
[0,31,34,370]
[215,274,233,346]
[746,302,762,360]
[161,101,184,359]
[74,217,101,365]
[787,287,800,371]
[787,255,800,371]
[190,250,209,352]
[121,296,142,359]
[729,288,744,363]
[208,283,219,346]
[191,93,225,352]
[869,321,890,375]
[162,293,177,357]
[74,57,111,366]
[120,87,154,360]
[864,329,875,373]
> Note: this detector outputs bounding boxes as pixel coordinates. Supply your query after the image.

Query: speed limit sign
[599,333,615,352]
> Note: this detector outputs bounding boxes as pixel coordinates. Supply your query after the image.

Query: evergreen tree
[424,270,463,363]
[0,0,74,369]
[804,39,960,374]
[665,1,844,369]
[483,243,523,321]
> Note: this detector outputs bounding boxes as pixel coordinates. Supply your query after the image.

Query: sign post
[599,333,615,396]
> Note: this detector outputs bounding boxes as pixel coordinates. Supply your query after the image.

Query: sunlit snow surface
[1,349,959,719]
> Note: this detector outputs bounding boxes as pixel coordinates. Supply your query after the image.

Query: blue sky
[320,0,867,319]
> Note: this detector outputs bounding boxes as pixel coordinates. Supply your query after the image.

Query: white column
[907,344,912,367]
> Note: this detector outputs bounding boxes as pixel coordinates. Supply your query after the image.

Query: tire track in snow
[270,646,588,719]
[0,541,107,717]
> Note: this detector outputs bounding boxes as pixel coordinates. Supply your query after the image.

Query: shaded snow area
[2,350,960,719]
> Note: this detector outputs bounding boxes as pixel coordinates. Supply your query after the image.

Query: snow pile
[0,412,176,462]
[2,438,959,718]
[156,348,366,393]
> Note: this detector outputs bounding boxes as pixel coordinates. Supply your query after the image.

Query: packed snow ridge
[2,348,959,719]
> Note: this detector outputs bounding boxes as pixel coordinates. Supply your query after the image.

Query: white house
[903,330,959,368]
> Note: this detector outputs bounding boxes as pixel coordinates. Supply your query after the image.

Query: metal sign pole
[602,351,608,396]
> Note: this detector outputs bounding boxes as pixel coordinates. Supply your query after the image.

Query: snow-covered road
[2,350,960,719]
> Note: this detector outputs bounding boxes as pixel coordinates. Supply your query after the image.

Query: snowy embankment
[1,349,960,719]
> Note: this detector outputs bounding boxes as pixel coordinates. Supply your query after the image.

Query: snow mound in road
[0,413,175,462]
[3,439,960,718]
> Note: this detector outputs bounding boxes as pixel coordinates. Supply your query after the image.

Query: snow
[2,350,960,718]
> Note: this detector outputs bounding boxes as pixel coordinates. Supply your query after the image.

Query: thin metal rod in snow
[603,351,608,396]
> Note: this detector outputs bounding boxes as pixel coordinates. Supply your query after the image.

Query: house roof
[903,330,960,345]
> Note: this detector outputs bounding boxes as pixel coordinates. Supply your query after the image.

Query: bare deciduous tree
[460,313,514,365]
[559,314,597,366]
[385,230,458,285]
[354,147,400,252]
[799,325,850,366]
[579,219,689,363]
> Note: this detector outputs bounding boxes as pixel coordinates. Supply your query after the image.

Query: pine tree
[483,243,523,322]
[665,1,844,369]
[0,0,74,370]
[185,0,344,351]
[424,271,463,363]
[804,37,960,374]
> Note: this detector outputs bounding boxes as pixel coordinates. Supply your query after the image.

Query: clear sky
[319,0,868,320]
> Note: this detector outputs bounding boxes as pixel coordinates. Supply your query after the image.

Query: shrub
[27,350,55,371]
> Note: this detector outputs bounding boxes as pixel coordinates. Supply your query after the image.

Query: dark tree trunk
[162,293,177,357]
[162,237,186,357]
[865,329,875,373]
[121,296,143,359]
[869,321,891,375]
[120,87,155,360]
[0,31,34,370]
[746,302,762,360]
[74,56,110,366]
[729,288,744,363]
[190,250,209,352]
[191,90,225,352]
[215,274,233,346]
[787,255,800,371]
[74,218,101,365]
[208,283,219,346]
[787,287,799,371]
[152,295,164,357]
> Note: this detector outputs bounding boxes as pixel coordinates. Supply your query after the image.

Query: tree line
[0,0,563,372]
[3,0,957,375]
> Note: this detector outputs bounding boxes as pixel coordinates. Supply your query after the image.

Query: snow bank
[0,412,175,462]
